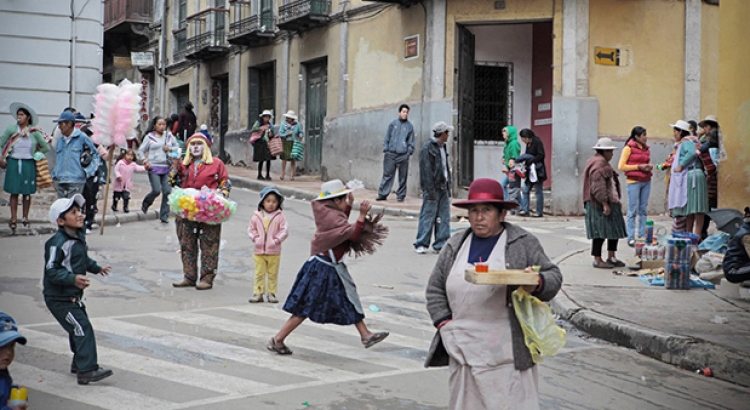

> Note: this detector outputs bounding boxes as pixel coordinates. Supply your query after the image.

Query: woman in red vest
[618,126,653,247]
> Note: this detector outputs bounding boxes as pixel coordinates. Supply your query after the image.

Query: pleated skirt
[585,201,627,240]
[252,139,273,162]
[671,169,709,216]
[281,140,294,161]
[3,158,36,195]
[283,258,365,326]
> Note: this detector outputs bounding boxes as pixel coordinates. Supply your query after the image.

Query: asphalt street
[0,186,747,409]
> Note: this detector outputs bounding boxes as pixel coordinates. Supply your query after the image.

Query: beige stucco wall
[445,0,556,99]
[699,2,719,119]
[347,6,425,110]
[717,0,750,209]
[588,0,685,139]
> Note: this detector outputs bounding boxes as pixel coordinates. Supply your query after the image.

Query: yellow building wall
[347,6,425,110]
[717,0,750,209]
[700,2,719,120]
[445,0,556,99]
[588,0,685,139]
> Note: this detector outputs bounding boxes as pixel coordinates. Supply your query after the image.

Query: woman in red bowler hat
[424,178,562,409]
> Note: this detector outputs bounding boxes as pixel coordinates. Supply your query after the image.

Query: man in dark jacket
[176,102,197,142]
[519,128,546,217]
[723,207,750,283]
[414,121,452,254]
[377,104,415,202]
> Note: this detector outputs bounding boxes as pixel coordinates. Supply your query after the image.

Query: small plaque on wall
[404,35,419,60]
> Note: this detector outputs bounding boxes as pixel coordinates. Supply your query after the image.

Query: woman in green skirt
[0,102,50,233]
[278,110,304,181]
[667,120,708,237]
[583,137,628,269]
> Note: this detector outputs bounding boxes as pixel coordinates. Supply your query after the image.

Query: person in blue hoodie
[377,104,414,202]
[0,312,28,410]
[51,111,100,199]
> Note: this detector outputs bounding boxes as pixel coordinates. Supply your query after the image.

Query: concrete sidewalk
[551,249,750,387]
[3,165,749,388]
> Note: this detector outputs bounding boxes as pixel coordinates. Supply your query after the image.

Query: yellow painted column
[717,0,750,209]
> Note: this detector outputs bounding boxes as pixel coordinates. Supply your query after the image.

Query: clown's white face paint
[190,143,204,158]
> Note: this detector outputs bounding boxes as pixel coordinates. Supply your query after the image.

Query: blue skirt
[283,258,365,326]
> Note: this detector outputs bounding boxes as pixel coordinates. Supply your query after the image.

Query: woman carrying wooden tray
[424,178,562,409]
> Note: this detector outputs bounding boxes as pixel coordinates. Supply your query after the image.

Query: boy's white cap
[49,194,85,225]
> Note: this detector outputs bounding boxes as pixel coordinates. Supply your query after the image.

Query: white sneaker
[85,228,92,234]
[415,246,427,254]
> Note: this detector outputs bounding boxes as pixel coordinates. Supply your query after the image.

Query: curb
[550,249,750,387]
[0,210,161,237]
[232,176,425,219]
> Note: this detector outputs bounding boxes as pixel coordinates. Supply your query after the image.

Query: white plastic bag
[529,164,538,183]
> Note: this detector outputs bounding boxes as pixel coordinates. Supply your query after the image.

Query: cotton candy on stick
[91,79,140,147]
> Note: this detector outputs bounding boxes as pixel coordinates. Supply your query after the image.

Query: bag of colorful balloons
[169,187,237,224]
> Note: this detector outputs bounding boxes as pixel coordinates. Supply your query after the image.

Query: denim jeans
[626,181,651,241]
[144,172,172,221]
[56,182,85,199]
[378,152,410,200]
[521,180,544,215]
[414,189,451,251]
[500,173,509,200]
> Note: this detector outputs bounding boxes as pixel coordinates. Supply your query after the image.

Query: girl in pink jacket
[111,149,146,213]
[248,186,289,303]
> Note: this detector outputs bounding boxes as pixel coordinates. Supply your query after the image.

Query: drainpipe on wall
[69,0,77,108]
[158,0,169,116]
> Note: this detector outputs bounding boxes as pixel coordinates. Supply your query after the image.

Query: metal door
[457,25,475,187]
[305,60,327,174]
[260,0,273,31]
[248,63,276,121]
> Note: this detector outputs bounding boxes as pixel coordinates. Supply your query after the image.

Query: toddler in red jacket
[247,186,288,303]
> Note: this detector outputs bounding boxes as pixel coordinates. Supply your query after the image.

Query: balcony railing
[228,0,276,45]
[277,0,331,32]
[362,0,420,5]
[185,8,231,60]
[104,0,152,31]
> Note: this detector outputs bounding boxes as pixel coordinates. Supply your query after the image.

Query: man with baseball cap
[414,121,453,254]
[51,110,100,199]
[1,312,28,409]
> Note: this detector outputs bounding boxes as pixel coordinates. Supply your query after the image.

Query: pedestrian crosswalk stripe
[11,361,176,409]
[221,305,432,352]
[92,317,359,383]
[21,328,270,395]
[151,311,420,371]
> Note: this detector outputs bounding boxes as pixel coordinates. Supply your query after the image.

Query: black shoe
[111,204,117,212]
[265,175,272,180]
[70,359,78,374]
[141,204,148,213]
[257,175,264,180]
[376,196,387,201]
[160,219,169,224]
[77,367,113,385]
[123,206,129,213]
[397,198,405,202]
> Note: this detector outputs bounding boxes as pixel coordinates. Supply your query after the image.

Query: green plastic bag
[512,288,567,363]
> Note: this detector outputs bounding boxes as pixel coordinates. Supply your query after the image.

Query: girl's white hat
[591,137,618,150]
[314,179,352,201]
[670,120,691,132]
[283,110,298,121]
[260,110,273,118]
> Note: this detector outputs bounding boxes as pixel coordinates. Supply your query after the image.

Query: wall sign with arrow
[595,47,620,66]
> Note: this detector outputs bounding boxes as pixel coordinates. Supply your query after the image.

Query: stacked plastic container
[666,238,692,289]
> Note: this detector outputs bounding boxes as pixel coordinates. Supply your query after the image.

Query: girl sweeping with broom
[268,180,390,355]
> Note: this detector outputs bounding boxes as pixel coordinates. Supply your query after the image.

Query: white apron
[440,232,539,410]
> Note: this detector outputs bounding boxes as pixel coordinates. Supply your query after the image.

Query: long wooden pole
[99,145,116,235]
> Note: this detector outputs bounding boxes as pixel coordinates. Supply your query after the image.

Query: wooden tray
[465,269,539,285]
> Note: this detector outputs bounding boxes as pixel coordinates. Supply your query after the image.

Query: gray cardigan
[424,222,563,370]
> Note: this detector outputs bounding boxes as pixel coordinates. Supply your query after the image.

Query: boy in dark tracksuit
[44,194,113,385]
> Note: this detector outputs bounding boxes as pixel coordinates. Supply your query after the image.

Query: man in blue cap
[51,110,100,199]
[0,312,28,410]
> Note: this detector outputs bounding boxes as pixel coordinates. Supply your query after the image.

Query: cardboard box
[641,260,666,269]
